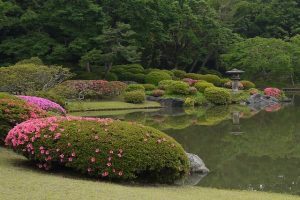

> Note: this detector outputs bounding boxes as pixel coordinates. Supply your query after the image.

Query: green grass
[67,100,162,112]
[1,148,300,200]
[70,108,160,117]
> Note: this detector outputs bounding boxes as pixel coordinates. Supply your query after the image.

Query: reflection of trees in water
[121,105,255,131]
[167,105,300,194]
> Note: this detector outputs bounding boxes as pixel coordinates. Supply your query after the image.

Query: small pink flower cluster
[17,96,66,114]
[5,116,113,148]
[264,88,282,98]
[182,78,198,86]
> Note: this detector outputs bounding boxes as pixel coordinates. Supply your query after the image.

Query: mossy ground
[1,148,299,200]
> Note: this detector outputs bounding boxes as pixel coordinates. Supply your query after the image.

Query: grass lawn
[70,108,160,117]
[67,100,162,112]
[1,148,300,200]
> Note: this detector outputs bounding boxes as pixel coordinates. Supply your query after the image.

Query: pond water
[72,94,300,195]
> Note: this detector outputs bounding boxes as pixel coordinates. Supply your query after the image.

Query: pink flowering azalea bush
[182,78,198,86]
[62,80,127,99]
[0,94,49,142]
[264,88,284,99]
[18,96,66,114]
[5,116,189,183]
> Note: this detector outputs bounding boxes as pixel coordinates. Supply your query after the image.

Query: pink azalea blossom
[17,95,66,114]
[102,172,109,177]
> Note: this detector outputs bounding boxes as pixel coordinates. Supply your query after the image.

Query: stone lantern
[226,68,245,93]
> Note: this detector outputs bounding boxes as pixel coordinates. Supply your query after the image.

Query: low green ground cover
[67,101,162,112]
[1,148,299,200]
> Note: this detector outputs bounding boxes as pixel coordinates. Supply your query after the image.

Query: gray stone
[186,153,209,174]
[247,94,280,112]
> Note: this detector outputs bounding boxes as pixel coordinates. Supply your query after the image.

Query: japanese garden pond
[71,94,300,195]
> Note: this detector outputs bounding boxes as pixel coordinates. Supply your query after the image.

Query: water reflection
[73,97,300,195]
[231,110,244,135]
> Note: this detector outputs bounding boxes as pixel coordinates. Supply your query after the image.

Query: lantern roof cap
[226,68,245,74]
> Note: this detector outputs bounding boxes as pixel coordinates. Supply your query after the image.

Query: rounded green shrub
[241,80,256,89]
[184,98,195,107]
[142,84,156,91]
[124,91,146,104]
[199,74,222,86]
[166,81,190,95]
[185,73,202,80]
[158,80,176,90]
[5,116,189,183]
[220,78,231,85]
[145,71,172,85]
[194,81,214,93]
[161,70,174,77]
[204,87,231,105]
[172,70,186,79]
[126,84,145,92]
[105,73,118,81]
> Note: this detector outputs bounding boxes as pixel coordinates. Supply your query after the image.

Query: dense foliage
[5,116,189,183]
[1,0,299,86]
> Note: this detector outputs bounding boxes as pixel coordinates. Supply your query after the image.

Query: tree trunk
[189,50,213,73]
[104,62,113,78]
[291,74,295,86]
[86,62,91,72]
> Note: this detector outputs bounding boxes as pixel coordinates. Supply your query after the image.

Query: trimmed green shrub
[185,73,202,80]
[194,93,208,106]
[231,91,250,103]
[241,80,256,89]
[126,84,145,92]
[204,87,231,105]
[142,84,156,91]
[158,80,176,90]
[188,87,198,95]
[145,71,172,85]
[161,70,174,77]
[0,94,49,142]
[199,74,222,86]
[105,73,118,81]
[166,81,190,95]
[220,78,231,85]
[184,98,195,107]
[151,89,165,97]
[248,88,259,95]
[194,81,214,93]
[5,116,189,183]
[124,91,146,104]
[172,70,186,79]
